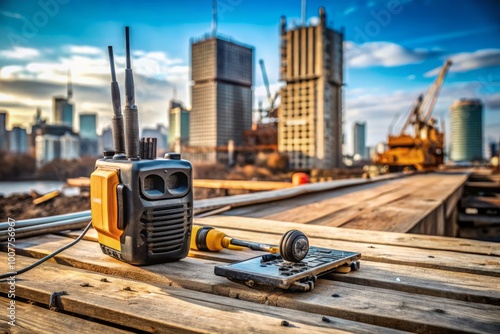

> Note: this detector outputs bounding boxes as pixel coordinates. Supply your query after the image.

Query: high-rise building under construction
[189,36,253,163]
[278,7,343,169]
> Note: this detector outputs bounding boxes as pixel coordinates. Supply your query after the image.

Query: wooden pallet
[1,216,499,333]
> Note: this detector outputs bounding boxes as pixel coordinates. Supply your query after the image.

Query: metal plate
[214,247,361,291]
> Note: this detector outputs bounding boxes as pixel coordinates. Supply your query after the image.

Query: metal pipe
[0,219,90,242]
[0,216,91,235]
[0,210,91,230]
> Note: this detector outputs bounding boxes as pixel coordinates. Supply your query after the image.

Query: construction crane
[258,59,279,120]
[376,60,452,171]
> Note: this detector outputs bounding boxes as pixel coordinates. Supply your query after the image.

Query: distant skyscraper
[353,122,366,159]
[450,99,483,161]
[30,108,47,153]
[168,100,190,152]
[9,126,28,153]
[0,111,8,151]
[53,97,74,128]
[278,8,344,169]
[79,113,98,139]
[190,35,253,163]
[53,70,74,129]
[79,113,99,156]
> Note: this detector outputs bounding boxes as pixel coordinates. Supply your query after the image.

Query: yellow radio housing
[90,168,122,251]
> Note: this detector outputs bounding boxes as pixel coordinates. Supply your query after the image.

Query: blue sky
[0,0,499,155]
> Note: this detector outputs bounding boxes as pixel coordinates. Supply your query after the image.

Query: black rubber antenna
[123,26,139,159]
[108,46,125,155]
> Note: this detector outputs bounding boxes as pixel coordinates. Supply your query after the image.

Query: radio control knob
[164,153,181,160]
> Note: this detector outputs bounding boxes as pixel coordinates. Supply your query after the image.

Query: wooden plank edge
[0,296,132,333]
[0,255,401,334]
[194,216,500,257]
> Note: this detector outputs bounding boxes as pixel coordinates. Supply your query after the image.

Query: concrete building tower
[9,126,28,153]
[168,100,190,152]
[53,70,74,129]
[353,122,366,159]
[79,113,99,156]
[0,111,8,151]
[190,36,253,163]
[450,99,483,162]
[278,7,344,169]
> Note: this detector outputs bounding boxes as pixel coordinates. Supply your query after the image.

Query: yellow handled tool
[190,226,309,263]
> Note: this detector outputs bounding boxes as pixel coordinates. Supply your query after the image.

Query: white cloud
[254,82,284,109]
[484,92,500,109]
[68,45,103,55]
[343,7,357,16]
[0,10,23,19]
[0,65,24,78]
[0,44,190,132]
[345,41,440,68]
[425,49,500,77]
[0,46,40,60]
[308,16,319,26]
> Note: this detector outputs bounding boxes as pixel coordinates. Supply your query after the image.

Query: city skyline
[0,0,499,154]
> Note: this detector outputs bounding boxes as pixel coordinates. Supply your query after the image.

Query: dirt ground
[0,193,90,221]
[0,163,365,221]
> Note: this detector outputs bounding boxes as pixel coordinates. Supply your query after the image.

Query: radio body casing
[90,156,193,265]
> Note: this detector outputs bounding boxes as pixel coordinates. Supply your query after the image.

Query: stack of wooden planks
[458,173,500,241]
[1,216,499,333]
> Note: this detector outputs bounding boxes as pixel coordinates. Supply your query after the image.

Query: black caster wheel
[279,230,309,263]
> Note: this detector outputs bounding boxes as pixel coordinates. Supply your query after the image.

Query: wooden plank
[339,174,467,233]
[459,226,500,242]
[32,190,61,205]
[459,213,500,226]
[225,175,425,221]
[0,254,398,334]
[277,281,500,333]
[221,179,401,221]
[221,173,467,236]
[2,253,499,333]
[51,224,500,276]
[192,227,500,277]
[332,205,440,233]
[0,297,132,333]
[311,186,416,228]
[195,216,500,256]
[465,182,500,196]
[54,230,500,305]
[194,173,408,212]
[259,182,406,224]
[461,196,500,211]
[327,261,500,305]
[194,179,293,191]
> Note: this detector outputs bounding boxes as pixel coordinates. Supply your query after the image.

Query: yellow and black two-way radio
[90,27,193,265]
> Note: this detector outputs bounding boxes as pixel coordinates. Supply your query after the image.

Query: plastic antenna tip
[108,46,117,82]
[125,26,131,69]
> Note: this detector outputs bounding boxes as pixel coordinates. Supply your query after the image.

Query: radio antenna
[107,46,125,155]
[123,26,140,159]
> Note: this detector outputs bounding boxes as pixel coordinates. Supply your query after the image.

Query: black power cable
[0,221,93,280]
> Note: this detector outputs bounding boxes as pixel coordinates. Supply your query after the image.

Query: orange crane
[376,60,452,171]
